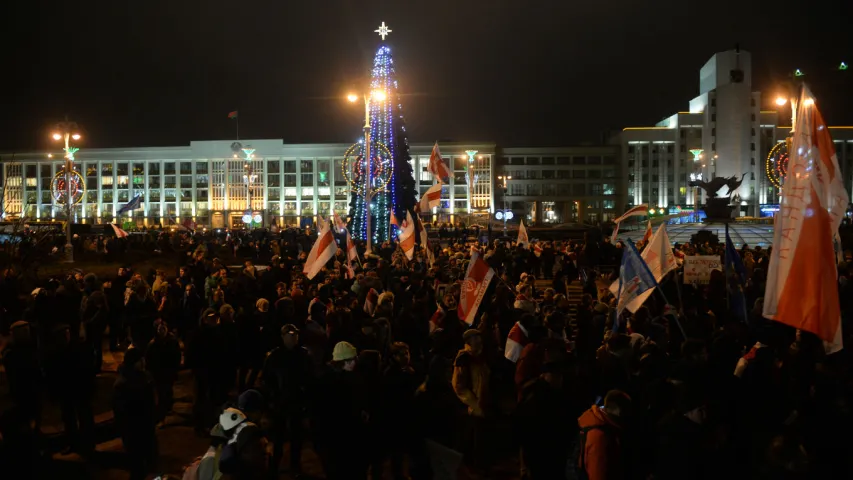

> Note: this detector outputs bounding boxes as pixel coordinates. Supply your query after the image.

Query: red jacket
[577,406,623,480]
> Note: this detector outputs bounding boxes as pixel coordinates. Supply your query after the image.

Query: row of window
[503,156,617,166]
[506,183,616,196]
[501,169,618,180]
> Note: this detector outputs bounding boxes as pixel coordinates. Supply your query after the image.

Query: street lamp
[242,149,257,227]
[346,89,387,252]
[497,175,511,233]
[51,120,81,263]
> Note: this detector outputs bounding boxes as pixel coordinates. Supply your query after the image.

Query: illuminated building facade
[1,139,496,228]
[621,49,853,217]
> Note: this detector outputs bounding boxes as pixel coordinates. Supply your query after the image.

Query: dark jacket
[262,345,312,411]
[145,334,182,381]
[113,365,156,434]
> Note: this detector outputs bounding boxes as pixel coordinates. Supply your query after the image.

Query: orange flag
[763,85,848,353]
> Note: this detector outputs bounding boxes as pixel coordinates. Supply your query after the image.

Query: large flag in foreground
[458,251,495,326]
[303,222,338,280]
[616,239,658,321]
[763,85,847,353]
[609,224,677,313]
[517,219,529,248]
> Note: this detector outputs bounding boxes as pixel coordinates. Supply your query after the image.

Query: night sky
[3,0,852,151]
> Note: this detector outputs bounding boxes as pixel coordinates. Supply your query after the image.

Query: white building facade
[1,139,496,228]
[622,49,853,217]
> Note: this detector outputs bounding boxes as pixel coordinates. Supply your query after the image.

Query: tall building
[621,49,853,217]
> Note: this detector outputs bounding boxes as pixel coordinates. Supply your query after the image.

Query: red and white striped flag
[614,204,649,224]
[457,250,495,326]
[641,220,653,244]
[332,211,358,265]
[302,222,338,280]
[398,211,416,260]
[332,211,347,233]
[610,222,620,243]
[419,183,442,212]
[390,210,399,227]
[110,224,129,238]
[504,321,531,363]
[764,85,848,353]
[428,142,452,182]
[429,305,446,333]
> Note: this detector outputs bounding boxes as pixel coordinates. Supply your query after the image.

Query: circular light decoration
[252,214,262,224]
[495,211,504,220]
[506,211,514,220]
[341,142,394,196]
[765,142,789,189]
[242,214,252,224]
[51,170,85,205]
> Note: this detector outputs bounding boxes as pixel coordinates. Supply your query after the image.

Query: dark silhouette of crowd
[1,226,852,480]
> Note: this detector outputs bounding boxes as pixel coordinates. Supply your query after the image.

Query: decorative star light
[375,22,392,41]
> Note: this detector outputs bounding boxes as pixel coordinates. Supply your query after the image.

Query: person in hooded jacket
[113,347,158,480]
[576,389,632,480]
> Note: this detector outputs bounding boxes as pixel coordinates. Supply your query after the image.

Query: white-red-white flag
[345,231,359,265]
[428,142,451,182]
[390,210,399,227]
[110,224,129,238]
[614,204,649,224]
[332,211,347,233]
[764,85,848,353]
[609,223,678,313]
[302,222,338,280]
[419,183,443,212]
[517,219,529,248]
[457,251,495,325]
[398,211,416,260]
[641,220,653,244]
[610,222,620,244]
[429,305,446,333]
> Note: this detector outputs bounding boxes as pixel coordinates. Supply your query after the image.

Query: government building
[3,48,852,229]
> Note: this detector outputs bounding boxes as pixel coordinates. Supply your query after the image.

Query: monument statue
[688,173,747,222]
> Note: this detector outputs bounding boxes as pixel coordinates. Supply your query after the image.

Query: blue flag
[616,239,659,328]
[117,194,143,215]
[725,231,749,323]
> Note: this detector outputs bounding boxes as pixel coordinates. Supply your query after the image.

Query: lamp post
[52,121,81,263]
[689,149,704,209]
[348,89,386,252]
[497,175,511,233]
[242,148,257,227]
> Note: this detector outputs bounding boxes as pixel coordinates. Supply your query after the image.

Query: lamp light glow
[71,134,81,140]
[775,97,787,106]
[346,93,359,103]
[52,133,62,140]
[372,90,387,101]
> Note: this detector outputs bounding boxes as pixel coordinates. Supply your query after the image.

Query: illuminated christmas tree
[348,27,417,245]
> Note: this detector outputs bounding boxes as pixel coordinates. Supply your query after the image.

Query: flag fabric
[429,305,446,333]
[419,183,443,211]
[517,220,529,248]
[608,224,677,313]
[364,288,378,317]
[428,142,452,182]
[332,211,347,232]
[416,215,435,266]
[398,211,416,260]
[303,222,338,280]
[610,222,619,244]
[317,215,328,231]
[725,231,748,324]
[504,321,531,363]
[763,85,847,353]
[457,250,495,326]
[116,194,143,215]
[345,231,359,265]
[615,239,659,322]
[110,223,129,238]
[227,110,238,119]
[390,210,399,226]
[182,218,196,231]
[613,204,649,224]
[641,220,653,244]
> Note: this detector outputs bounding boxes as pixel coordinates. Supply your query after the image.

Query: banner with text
[683,255,722,285]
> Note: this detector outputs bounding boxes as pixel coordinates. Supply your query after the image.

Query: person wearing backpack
[575,390,632,480]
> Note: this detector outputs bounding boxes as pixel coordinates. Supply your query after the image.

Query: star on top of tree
[375,22,392,41]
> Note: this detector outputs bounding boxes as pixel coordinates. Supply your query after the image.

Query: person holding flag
[517,220,529,249]
[725,231,748,324]
[303,221,338,280]
[398,211,416,261]
[615,239,659,329]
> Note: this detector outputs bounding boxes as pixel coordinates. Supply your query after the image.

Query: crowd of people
[1,225,852,479]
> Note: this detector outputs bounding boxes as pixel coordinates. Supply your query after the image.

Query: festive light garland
[51,169,85,205]
[764,142,789,189]
[341,142,393,196]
